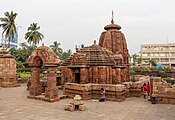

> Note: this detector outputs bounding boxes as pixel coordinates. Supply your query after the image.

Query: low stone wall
[122,76,150,97]
[63,83,126,102]
[152,77,175,104]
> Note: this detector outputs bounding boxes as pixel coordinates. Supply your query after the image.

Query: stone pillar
[109,67,113,84]
[45,67,59,101]
[89,68,93,83]
[99,66,106,84]
[112,68,117,84]
[93,67,98,83]
[80,68,88,84]
[106,67,110,84]
[122,68,127,82]
[116,68,121,84]
[29,67,42,96]
[61,67,65,84]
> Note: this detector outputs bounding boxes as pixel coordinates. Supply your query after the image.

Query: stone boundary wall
[63,83,126,102]
[152,77,175,104]
[122,75,150,97]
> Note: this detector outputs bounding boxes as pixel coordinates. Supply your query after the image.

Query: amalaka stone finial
[94,40,96,45]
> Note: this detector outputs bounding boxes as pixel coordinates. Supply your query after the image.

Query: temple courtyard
[0,84,175,120]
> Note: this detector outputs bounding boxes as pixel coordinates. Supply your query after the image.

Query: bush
[17,68,31,72]
[158,70,167,78]
[19,73,31,78]
[130,70,136,75]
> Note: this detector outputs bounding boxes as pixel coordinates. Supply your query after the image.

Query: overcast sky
[0,0,175,54]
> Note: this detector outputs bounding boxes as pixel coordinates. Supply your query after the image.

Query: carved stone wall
[62,66,127,85]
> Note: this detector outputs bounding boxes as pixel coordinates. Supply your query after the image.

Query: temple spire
[111,10,114,24]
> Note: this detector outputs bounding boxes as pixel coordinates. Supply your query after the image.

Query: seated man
[99,88,106,102]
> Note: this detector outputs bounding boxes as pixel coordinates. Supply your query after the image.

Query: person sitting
[99,88,106,102]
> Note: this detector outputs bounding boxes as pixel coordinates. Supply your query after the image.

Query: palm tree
[25,23,44,45]
[0,11,17,49]
[50,41,63,57]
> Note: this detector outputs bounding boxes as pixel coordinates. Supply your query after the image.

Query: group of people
[142,81,150,99]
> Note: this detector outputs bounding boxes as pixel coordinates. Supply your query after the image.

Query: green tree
[8,43,37,68]
[136,57,142,65]
[25,23,44,45]
[0,11,17,49]
[145,59,157,68]
[61,49,72,61]
[50,41,63,57]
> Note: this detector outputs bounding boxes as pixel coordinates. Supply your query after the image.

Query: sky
[0,0,175,54]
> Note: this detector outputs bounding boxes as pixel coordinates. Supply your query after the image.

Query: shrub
[17,68,31,72]
[158,70,167,78]
[130,70,136,75]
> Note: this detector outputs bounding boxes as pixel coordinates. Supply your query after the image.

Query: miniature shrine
[0,48,19,87]
[65,95,85,111]
[27,45,61,102]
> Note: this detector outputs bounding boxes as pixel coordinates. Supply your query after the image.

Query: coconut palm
[0,11,17,49]
[25,23,44,45]
[50,41,63,57]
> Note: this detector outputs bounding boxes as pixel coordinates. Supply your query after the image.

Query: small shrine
[62,16,130,101]
[0,48,19,87]
[65,95,85,111]
[27,45,61,102]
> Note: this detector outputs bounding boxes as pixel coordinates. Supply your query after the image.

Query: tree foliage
[0,11,17,48]
[25,23,44,45]
[49,41,71,61]
[49,41,63,57]
[8,43,37,68]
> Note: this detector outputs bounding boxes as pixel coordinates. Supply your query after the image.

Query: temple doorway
[75,73,80,84]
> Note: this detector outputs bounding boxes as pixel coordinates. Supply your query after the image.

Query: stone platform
[0,83,175,120]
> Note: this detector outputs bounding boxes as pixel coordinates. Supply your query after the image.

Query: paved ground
[0,84,175,120]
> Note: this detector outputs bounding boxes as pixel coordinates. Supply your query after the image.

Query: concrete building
[140,43,175,68]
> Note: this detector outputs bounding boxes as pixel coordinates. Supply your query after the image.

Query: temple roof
[28,45,61,67]
[0,48,13,58]
[62,41,123,67]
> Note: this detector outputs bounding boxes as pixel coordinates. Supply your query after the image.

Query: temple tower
[98,14,130,81]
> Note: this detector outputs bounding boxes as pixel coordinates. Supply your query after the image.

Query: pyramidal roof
[62,41,123,67]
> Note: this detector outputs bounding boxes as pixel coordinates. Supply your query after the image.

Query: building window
[170,52,175,56]
[170,58,175,62]
[160,58,169,62]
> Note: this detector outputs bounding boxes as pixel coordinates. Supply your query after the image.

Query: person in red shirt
[146,81,150,96]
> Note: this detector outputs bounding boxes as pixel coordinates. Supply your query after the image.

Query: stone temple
[62,18,130,101]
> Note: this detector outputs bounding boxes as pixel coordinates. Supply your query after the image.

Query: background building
[1,28,18,48]
[140,43,175,68]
